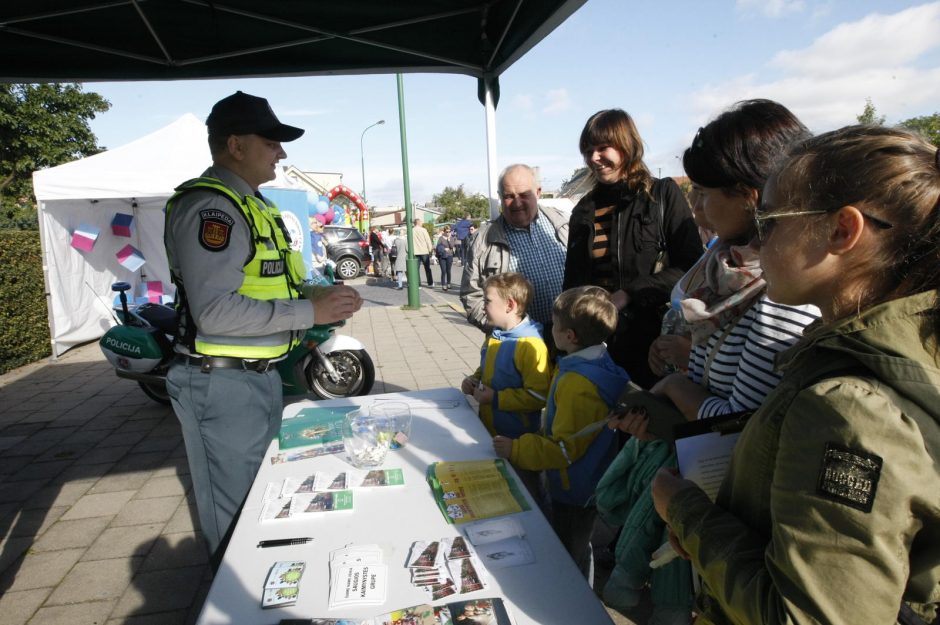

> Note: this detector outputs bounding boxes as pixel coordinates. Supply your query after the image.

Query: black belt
[175,354,276,373]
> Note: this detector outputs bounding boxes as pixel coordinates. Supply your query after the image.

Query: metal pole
[359,119,385,201]
[396,74,420,309]
[483,75,499,220]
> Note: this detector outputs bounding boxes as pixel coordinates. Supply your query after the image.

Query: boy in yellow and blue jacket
[461,273,551,502]
[494,286,628,579]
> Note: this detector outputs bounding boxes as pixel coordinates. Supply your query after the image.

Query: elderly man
[460,164,568,331]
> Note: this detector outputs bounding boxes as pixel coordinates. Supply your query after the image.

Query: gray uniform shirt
[165,165,316,354]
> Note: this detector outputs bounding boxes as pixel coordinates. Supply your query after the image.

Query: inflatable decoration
[327,185,369,231]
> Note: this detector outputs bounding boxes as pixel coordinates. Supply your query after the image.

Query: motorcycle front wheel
[138,380,171,405]
[306,349,376,399]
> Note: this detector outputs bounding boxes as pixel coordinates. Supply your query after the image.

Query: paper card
[330,544,383,567]
[290,490,353,515]
[475,536,535,569]
[442,536,474,560]
[431,580,457,600]
[265,561,306,589]
[261,585,299,608]
[259,498,293,521]
[282,473,319,496]
[70,224,100,252]
[115,244,146,271]
[408,541,441,569]
[440,598,512,624]
[270,441,345,464]
[463,517,525,546]
[328,564,388,607]
[349,468,404,488]
[449,556,486,594]
[110,212,135,237]
[375,604,436,625]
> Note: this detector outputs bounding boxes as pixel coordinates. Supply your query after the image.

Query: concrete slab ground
[0,278,646,624]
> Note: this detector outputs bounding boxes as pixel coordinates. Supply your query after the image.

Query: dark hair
[683,99,810,196]
[774,125,940,330]
[579,109,653,196]
[552,286,618,347]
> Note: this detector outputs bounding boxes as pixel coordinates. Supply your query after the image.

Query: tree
[432,185,489,223]
[856,97,885,125]
[0,83,110,229]
[900,113,940,147]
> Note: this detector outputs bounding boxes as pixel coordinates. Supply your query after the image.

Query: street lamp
[360,119,385,202]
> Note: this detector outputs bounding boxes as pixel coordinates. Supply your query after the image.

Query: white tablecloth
[196,388,613,625]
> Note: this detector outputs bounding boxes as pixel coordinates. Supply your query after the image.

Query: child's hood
[558,349,629,407]
[491,316,543,341]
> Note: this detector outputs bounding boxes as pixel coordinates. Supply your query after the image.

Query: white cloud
[771,2,940,77]
[690,3,940,131]
[737,0,805,18]
[542,89,571,114]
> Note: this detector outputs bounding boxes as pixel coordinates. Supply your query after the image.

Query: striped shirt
[591,203,616,291]
[687,296,820,419]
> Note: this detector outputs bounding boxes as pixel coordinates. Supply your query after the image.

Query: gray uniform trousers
[166,361,282,555]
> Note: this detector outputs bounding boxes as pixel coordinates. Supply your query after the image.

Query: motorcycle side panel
[100,326,167,373]
[317,333,365,353]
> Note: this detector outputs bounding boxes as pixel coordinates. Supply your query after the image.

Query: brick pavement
[0,294,639,625]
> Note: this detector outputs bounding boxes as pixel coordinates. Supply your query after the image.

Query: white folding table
[196,387,614,625]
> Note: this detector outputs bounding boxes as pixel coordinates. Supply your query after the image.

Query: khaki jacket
[668,290,940,625]
[412,226,434,255]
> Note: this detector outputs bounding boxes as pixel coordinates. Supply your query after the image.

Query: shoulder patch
[199,209,236,251]
[816,442,882,513]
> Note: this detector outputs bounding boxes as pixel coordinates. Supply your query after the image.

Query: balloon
[333,210,344,224]
[306,191,320,206]
[324,207,334,224]
[315,213,327,225]
[316,199,329,214]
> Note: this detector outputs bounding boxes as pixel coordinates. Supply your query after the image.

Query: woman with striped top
[598,100,818,625]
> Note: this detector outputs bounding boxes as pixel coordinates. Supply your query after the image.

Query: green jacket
[667,290,940,625]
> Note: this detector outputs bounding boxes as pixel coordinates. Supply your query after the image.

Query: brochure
[278,405,355,450]
[674,410,753,501]
[289,490,354,516]
[270,440,345,464]
[426,459,530,524]
[310,598,511,625]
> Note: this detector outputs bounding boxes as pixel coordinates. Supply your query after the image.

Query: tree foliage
[856,97,885,125]
[0,83,110,229]
[432,184,489,223]
[900,113,940,148]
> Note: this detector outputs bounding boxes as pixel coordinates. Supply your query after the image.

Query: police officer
[164,91,362,558]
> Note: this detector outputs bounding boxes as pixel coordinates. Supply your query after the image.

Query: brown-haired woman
[653,125,940,624]
[563,109,704,388]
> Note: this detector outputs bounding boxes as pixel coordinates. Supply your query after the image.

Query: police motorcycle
[99,264,375,404]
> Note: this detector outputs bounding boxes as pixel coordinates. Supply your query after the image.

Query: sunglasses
[753,208,893,244]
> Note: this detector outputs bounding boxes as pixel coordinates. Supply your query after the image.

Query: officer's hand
[311,285,362,325]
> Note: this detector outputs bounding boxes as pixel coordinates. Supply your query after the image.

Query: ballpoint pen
[257,537,314,548]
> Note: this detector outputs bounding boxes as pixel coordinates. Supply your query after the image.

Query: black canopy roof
[0,0,585,87]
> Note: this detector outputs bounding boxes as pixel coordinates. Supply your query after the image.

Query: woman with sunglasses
[652,125,940,623]
[601,100,819,624]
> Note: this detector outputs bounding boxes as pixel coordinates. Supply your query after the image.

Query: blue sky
[84,0,940,207]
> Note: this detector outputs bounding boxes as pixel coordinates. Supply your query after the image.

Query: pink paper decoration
[138,281,164,303]
[116,244,146,272]
[70,224,100,252]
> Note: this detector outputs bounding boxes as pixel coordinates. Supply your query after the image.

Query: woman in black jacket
[564,109,703,387]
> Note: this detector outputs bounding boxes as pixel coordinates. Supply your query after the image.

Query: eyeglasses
[753,209,893,244]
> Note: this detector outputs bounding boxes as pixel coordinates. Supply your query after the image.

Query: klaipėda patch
[199,209,235,251]
[816,442,882,513]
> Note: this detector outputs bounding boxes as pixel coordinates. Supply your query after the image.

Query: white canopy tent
[32,113,299,357]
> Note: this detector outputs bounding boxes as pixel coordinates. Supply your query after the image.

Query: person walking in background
[494,285,628,580]
[564,109,703,389]
[392,230,408,290]
[652,124,940,625]
[412,217,435,288]
[599,100,819,625]
[435,225,456,291]
[454,213,472,265]
[164,91,362,559]
[461,164,568,332]
[368,225,388,278]
[461,272,551,502]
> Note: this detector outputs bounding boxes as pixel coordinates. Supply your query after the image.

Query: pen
[257,537,313,548]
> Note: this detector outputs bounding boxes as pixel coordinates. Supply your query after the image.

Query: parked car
[321,226,369,279]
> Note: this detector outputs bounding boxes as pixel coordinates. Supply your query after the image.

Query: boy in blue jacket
[461,272,551,500]
[494,285,628,578]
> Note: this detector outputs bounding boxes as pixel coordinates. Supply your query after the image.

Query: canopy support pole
[397,73,420,309]
[483,75,499,220]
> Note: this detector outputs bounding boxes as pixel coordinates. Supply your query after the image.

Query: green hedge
[0,230,50,374]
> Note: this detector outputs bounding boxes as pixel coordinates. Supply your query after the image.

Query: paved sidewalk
[0,293,640,624]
